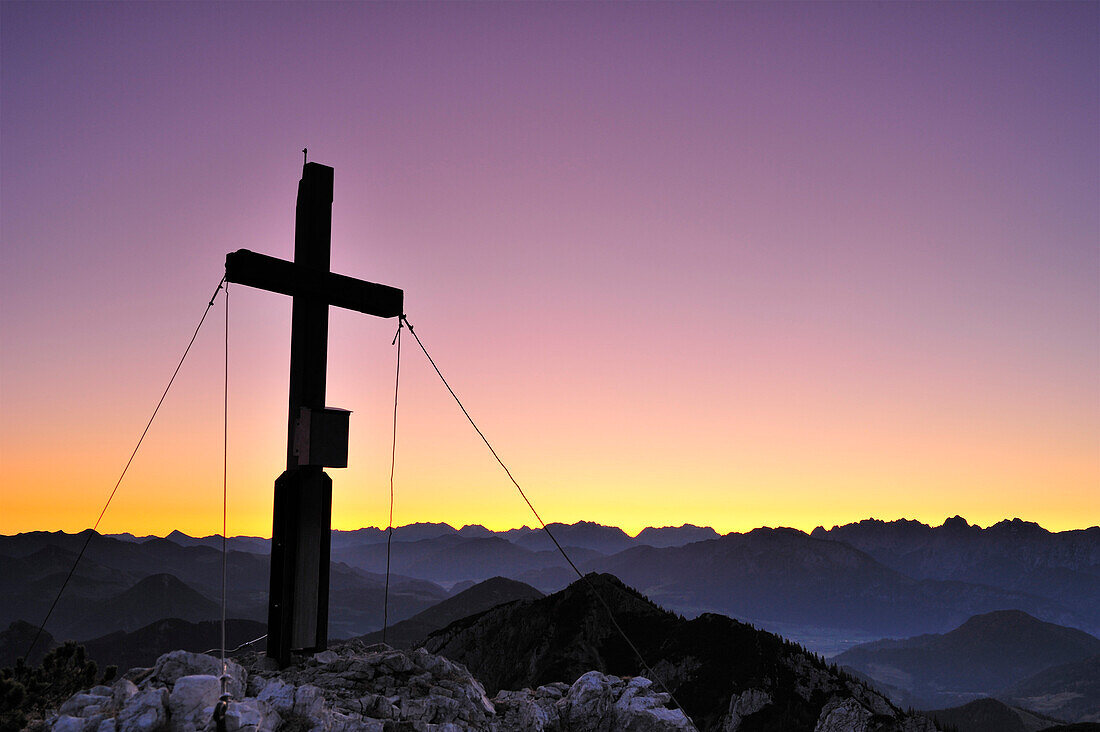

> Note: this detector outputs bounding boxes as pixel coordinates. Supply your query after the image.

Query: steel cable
[399,315,698,731]
[26,276,227,660]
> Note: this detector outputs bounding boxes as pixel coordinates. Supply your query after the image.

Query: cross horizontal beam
[225,248,402,318]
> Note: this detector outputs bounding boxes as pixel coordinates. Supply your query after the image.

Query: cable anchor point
[209,278,226,307]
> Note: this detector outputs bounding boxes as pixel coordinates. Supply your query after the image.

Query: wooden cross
[224,162,402,666]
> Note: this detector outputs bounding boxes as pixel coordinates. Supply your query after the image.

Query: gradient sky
[2,2,1097,538]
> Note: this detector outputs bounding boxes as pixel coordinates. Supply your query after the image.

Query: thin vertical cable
[383,320,402,644]
[26,276,226,660]
[400,316,698,731]
[220,282,229,692]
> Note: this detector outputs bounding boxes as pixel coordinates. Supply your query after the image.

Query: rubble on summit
[41,641,695,731]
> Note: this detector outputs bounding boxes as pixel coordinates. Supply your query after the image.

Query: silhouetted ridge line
[27,276,227,661]
[400,315,699,731]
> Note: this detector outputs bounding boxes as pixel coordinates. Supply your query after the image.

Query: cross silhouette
[225,162,402,665]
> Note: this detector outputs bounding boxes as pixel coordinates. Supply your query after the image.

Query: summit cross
[225,162,402,666]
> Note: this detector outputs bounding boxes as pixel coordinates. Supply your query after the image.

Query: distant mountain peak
[960,608,1035,623]
[837,608,1100,709]
[634,524,719,548]
[116,573,213,603]
[647,523,704,530]
[950,608,1094,640]
[987,518,1048,536]
[941,515,971,529]
[743,526,809,539]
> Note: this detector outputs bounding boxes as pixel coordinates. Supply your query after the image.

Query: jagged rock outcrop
[423,573,940,731]
[493,672,693,731]
[723,689,771,731]
[42,642,692,731]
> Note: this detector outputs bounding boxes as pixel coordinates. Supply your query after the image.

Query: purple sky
[2,2,1097,536]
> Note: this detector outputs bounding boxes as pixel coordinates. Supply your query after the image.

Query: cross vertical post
[225,161,403,668]
[268,162,334,665]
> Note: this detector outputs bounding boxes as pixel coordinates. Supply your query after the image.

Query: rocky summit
[42,642,693,731]
[39,640,940,732]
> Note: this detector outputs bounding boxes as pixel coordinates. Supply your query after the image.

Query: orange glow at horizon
[3,309,1096,539]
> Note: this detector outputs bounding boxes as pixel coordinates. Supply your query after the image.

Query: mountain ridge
[422,572,938,730]
[835,609,1100,710]
[353,576,544,648]
[4,516,1097,655]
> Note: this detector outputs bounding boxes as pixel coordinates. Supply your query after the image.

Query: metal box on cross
[293,406,351,468]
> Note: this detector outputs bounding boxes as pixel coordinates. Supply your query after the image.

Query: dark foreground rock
[41,640,939,731]
[424,573,940,731]
[41,642,693,731]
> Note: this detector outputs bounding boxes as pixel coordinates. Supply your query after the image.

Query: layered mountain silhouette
[325,521,715,552]
[354,576,543,648]
[573,528,1084,638]
[813,517,1100,632]
[332,534,605,583]
[510,521,637,554]
[422,573,933,730]
[635,524,720,548]
[6,518,1098,730]
[70,573,220,640]
[0,531,447,641]
[0,620,55,668]
[924,697,1063,732]
[112,520,732,554]
[84,515,1100,642]
[4,516,1097,672]
[328,522,1098,641]
[82,617,268,672]
[835,610,1100,711]
[1002,654,1100,724]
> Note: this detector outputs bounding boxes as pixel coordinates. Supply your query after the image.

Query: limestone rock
[58,692,109,719]
[254,676,295,712]
[561,670,617,731]
[117,687,168,732]
[167,674,221,732]
[814,697,874,732]
[50,717,86,732]
[152,650,246,699]
[493,688,560,730]
[490,671,692,732]
[111,679,138,713]
[47,644,728,731]
[615,677,693,732]
[221,698,279,732]
[723,688,772,731]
